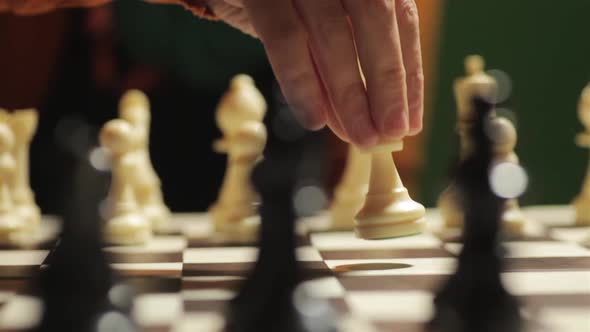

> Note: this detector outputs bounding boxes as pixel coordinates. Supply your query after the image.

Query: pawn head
[10,109,38,141]
[486,117,517,156]
[465,55,485,75]
[0,109,10,123]
[119,90,150,127]
[99,119,138,155]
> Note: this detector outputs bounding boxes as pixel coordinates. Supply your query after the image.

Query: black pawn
[429,98,523,332]
[224,137,304,332]
[32,153,135,332]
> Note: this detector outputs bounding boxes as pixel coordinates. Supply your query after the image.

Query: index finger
[343,0,409,141]
[243,0,328,130]
[396,0,424,135]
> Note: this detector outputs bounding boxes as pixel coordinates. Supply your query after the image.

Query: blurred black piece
[224,114,334,332]
[429,98,523,332]
[224,133,305,332]
[32,148,135,332]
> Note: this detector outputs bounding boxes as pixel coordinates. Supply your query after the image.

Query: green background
[421,1,590,206]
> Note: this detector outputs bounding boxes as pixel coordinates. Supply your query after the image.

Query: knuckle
[366,0,395,12]
[407,93,422,115]
[406,71,424,111]
[407,71,424,88]
[371,75,409,131]
[397,0,419,25]
[334,82,367,112]
[260,23,305,51]
[380,65,407,85]
[382,100,408,123]
[312,17,348,44]
[283,68,317,94]
[364,0,395,27]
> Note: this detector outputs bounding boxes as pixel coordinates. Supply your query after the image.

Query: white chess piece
[438,55,528,236]
[355,141,425,240]
[119,90,171,233]
[488,116,528,236]
[209,75,267,242]
[330,145,370,230]
[0,119,23,245]
[573,84,590,226]
[100,119,151,245]
[439,55,498,229]
[9,109,41,233]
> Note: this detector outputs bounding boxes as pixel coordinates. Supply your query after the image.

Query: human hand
[2,0,424,148]
[207,0,424,147]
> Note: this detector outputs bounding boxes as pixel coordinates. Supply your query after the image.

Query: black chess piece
[32,150,136,332]
[224,120,337,332]
[224,135,306,332]
[429,98,523,332]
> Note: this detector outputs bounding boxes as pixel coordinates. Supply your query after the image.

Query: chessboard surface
[0,206,589,332]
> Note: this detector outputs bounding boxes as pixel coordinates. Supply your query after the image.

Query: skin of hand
[207,0,424,148]
[3,0,424,147]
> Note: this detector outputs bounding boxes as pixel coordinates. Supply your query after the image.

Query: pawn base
[214,215,260,244]
[573,195,590,226]
[0,230,26,246]
[355,217,425,240]
[438,186,464,229]
[355,191,426,240]
[104,214,152,246]
[329,195,365,231]
[328,217,355,232]
[0,212,27,246]
[209,201,256,226]
[105,228,152,246]
[16,205,41,231]
[144,204,173,234]
[501,202,527,238]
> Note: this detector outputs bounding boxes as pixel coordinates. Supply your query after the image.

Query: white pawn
[119,90,171,234]
[488,116,528,236]
[0,118,23,245]
[573,84,590,226]
[355,141,425,240]
[209,75,267,242]
[9,109,41,233]
[100,119,151,245]
[330,145,370,230]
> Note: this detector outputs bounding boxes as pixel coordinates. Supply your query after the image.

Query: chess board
[0,206,589,332]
